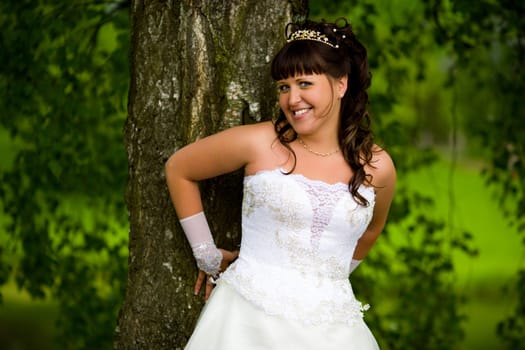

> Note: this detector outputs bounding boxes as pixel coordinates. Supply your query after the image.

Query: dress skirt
[185,280,379,350]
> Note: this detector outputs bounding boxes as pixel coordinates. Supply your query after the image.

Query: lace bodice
[220,168,375,326]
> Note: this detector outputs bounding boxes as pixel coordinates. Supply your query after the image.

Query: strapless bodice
[220,168,375,326]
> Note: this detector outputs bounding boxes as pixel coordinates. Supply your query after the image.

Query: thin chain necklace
[297,137,340,157]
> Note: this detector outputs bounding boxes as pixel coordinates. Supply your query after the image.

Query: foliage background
[0,0,523,349]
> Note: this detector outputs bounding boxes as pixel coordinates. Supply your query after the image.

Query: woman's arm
[165,124,259,218]
[165,123,264,298]
[352,147,396,260]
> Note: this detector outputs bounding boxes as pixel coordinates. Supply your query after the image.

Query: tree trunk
[114,1,307,348]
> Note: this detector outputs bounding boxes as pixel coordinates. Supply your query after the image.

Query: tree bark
[114,1,307,348]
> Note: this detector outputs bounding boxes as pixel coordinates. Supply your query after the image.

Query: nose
[287,86,301,106]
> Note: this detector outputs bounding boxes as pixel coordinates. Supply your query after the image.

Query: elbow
[165,150,180,170]
[165,153,179,181]
[165,154,174,172]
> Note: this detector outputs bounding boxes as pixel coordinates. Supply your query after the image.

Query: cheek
[278,94,288,110]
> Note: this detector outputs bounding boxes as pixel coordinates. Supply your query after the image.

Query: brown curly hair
[271,18,374,206]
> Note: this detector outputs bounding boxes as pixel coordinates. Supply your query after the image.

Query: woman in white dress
[165,18,396,349]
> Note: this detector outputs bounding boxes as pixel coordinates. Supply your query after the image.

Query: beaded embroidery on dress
[221,168,375,326]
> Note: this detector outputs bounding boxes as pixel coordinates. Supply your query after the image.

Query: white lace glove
[179,212,222,276]
[349,259,362,274]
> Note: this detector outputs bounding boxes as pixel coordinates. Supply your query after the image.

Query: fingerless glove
[179,212,222,275]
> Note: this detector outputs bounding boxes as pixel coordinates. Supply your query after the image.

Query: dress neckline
[245,168,345,186]
[245,167,377,191]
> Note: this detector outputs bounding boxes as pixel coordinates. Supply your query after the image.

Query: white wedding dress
[185,168,379,349]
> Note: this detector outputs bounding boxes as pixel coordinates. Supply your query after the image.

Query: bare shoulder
[223,120,274,140]
[366,145,396,188]
[205,120,273,148]
[241,120,275,139]
[222,120,276,153]
[219,120,280,166]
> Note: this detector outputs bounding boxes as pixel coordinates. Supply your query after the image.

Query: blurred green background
[1,0,523,349]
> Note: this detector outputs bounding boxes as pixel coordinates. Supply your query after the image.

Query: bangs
[271,41,327,81]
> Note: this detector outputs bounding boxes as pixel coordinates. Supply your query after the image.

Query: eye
[299,81,312,88]
[277,84,289,93]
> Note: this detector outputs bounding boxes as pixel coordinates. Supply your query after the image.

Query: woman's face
[277,73,347,136]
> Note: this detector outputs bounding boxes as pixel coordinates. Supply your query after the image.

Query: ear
[337,75,348,98]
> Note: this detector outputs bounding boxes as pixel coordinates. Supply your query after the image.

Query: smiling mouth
[293,108,310,116]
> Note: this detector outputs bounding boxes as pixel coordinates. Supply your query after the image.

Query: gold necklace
[297,137,340,157]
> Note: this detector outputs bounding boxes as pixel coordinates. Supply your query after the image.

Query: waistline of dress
[219,256,367,326]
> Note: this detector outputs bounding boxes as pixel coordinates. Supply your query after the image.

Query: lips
[290,108,312,121]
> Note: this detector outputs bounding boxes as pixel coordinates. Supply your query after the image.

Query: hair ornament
[287,29,337,48]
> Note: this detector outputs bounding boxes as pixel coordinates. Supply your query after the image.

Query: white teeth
[294,108,309,116]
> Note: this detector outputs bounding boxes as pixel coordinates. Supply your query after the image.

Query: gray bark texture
[114,1,308,348]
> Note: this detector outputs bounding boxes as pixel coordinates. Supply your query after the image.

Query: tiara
[287,29,338,48]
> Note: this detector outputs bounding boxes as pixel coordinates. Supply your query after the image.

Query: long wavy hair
[271,18,374,206]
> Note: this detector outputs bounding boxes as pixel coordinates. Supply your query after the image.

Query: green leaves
[426,3,525,346]
[0,0,130,347]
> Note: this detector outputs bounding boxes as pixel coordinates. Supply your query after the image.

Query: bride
[165,18,396,349]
